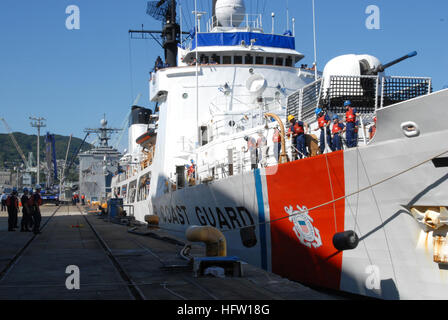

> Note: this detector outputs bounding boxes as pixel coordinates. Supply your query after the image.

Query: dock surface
[0,205,348,300]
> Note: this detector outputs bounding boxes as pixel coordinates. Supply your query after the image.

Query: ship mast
[129,0,188,67]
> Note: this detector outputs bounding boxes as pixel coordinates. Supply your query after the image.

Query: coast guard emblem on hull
[286,205,322,249]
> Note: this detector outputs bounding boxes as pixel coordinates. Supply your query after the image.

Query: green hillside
[0,133,93,172]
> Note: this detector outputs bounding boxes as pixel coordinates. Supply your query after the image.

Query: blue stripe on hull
[254,169,267,270]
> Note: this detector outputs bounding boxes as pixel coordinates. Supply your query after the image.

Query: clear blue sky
[0,0,446,151]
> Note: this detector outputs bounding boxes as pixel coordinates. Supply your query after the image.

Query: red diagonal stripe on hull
[266,151,345,290]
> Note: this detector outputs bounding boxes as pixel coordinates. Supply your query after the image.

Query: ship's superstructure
[79,118,121,202]
[111,0,448,299]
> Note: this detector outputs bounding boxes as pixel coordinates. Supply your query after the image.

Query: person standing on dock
[20,188,32,232]
[29,185,43,235]
[1,191,7,212]
[6,189,19,231]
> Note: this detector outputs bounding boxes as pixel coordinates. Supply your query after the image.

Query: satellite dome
[101,119,108,127]
[215,0,246,27]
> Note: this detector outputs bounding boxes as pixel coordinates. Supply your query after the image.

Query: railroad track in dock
[0,205,62,282]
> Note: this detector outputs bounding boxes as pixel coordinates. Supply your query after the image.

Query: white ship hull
[113,89,448,299]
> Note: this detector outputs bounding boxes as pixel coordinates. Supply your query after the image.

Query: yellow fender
[145,215,160,228]
[186,225,227,257]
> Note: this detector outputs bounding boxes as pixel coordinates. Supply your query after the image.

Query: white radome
[322,54,383,95]
[215,0,246,27]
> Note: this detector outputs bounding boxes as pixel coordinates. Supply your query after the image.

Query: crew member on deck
[331,115,346,151]
[314,107,331,154]
[187,159,196,185]
[369,117,377,140]
[272,126,281,163]
[344,100,360,148]
[154,56,163,71]
[243,136,258,170]
[256,130,267,167]
[286,115,308,159]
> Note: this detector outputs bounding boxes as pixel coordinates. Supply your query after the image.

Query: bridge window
[211,54,219,64]
[234,56,243,64]
[200,55,209,64]
[223,56,231,64]
[266,57,274,65]
[245,54,253,64]
[276,57,284,66]
[255,56,264,65]
[285,56,293,67]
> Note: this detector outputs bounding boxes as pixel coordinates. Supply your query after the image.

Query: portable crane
[0,117,31,171]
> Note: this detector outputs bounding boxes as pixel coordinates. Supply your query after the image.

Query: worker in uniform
[256,130,267,167]
[20,188,32,232]
[314,108,331,154]
[81,194,85,206]
[1,191,7,212]
[154,56,163,71]
[331,115,346,151]
[369,117,377,140]
[243,136,258,170]
[272,126,281,163]
[286,115,308,159]
[186,159,196,185]
[29,185,43,235]
[344,100,359,148]
[6,188,19,232]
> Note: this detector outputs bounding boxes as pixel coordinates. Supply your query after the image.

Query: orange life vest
[332,123,343,134]
[28,194,42,207]
[293,123,304,134]
[318,116,327,128]
[6,195,18,208]
[188,165,196,176]
[369,125,376,139]
[346,107,356,123]
[273,130,281,143]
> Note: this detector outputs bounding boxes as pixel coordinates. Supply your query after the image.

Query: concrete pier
[0,206,348,300]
